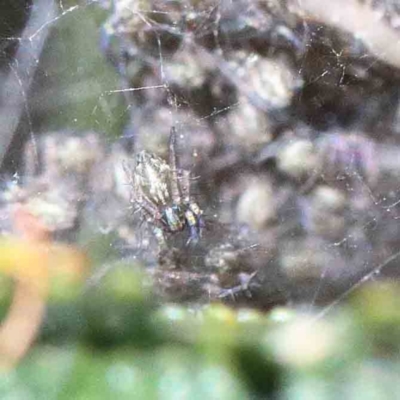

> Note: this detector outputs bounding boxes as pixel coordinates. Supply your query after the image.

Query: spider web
[1,0,400,319]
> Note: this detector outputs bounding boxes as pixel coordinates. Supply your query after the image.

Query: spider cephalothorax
[131,127,204,246]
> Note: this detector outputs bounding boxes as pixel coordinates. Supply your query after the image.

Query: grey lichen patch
[236,178,277,230]
[280,238,336,280]
[4,182,80,232]
[217,97,272,153]
[24,131,104,181]
[164,50,210,90]
[233,54,302,109]
[3,131,105,235]
[277,139,318,180]
[301,186,347,239]
[312,186,347,213]
[316,132,378,185]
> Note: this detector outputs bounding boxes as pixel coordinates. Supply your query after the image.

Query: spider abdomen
[135,150,172,206]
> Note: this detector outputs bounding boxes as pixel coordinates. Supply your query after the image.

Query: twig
[0,0,56,168]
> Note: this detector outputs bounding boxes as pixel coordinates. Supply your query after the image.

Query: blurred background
[1,0,400,398]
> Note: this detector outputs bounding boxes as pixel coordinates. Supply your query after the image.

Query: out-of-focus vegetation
[1,254,400,399]
[2,0,400,398]
[28,1,126,137]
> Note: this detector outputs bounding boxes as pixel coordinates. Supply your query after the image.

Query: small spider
[128,127,204,247]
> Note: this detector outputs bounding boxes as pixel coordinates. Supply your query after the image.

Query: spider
[129,127,204,247]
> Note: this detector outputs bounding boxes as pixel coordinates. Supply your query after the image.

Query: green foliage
[1,260,400,399]
[29,1,127,137]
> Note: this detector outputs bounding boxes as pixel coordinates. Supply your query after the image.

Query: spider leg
[185,208,200,245]
[122,159,136,187]
[180,169,203,217]
[180,169,191,204]
[136,193,162,221]
[169,126,182,205]
[181,169,204,240]
[133,174,162,220]
[131,174,169,248]
[153,225,167,248]
[190,202,205,230]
